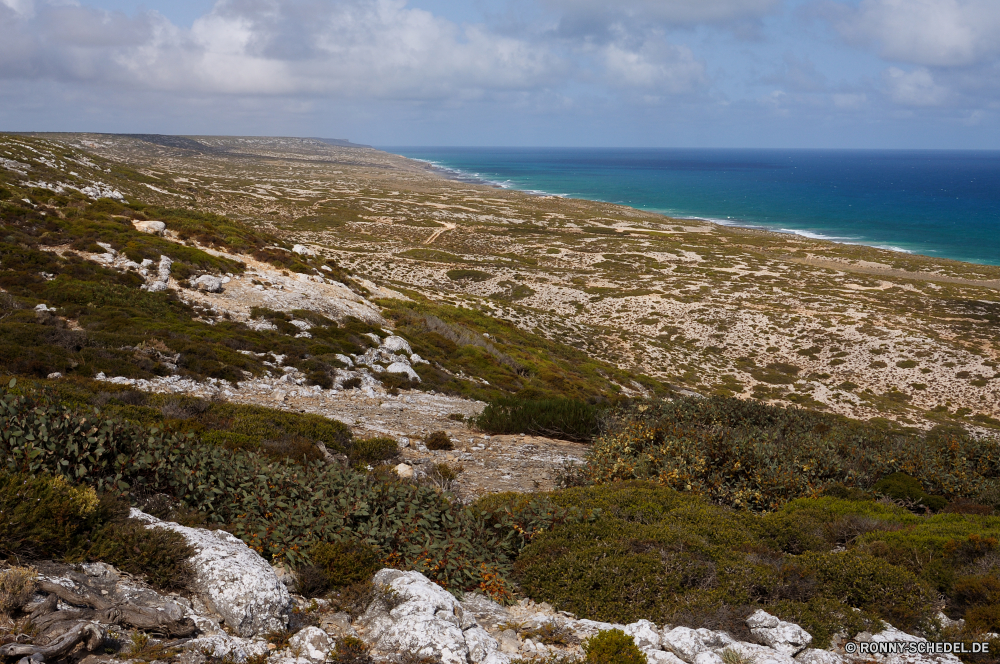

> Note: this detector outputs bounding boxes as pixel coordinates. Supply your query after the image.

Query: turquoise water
[382,147,1000,266]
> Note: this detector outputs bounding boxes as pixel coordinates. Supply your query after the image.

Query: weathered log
[31,582,196,637]
[0,621,105,661]
[25,595,57,620]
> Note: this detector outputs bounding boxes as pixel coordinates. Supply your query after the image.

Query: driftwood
[0,621,105,662]
[33,580,196,638]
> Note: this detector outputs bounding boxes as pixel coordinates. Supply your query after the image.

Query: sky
[1,0,999,148]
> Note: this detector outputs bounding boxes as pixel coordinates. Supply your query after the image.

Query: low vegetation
[584,396,1000,510]
[474,396,603,442]
[514,482,1000,647]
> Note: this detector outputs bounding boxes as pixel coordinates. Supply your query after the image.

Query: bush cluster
[585,397,1000,510]
[474,396,603,442]
[582,629,647,664]
[514,482,1000,647]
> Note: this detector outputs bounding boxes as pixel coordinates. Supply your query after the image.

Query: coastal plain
[20,133,995,430]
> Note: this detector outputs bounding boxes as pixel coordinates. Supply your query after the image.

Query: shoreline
[391,150,1000,270]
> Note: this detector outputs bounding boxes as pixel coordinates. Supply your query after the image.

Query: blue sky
[1,0,998,148]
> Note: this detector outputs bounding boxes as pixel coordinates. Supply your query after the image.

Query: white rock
[133,220,166,235]
[646,650,689,664]
[625,619,662,649]
[131,508,292,637]
[410,353,429,364]
[395,463,414,479]
[723,642,798,664]
[482,653,513,664]
[292,244,315,256]
[335,354,354,368]
[194,275,225,293]
[796,649,845,664]
[359,569,469,664]
[47,372,62,379]
[185,635,270,663]
[148,281,168,292]
[694,651,725,664]
[465,626,500,664]
[382,335,412,354]
[385,362,420,382]
[662,626,708,663]
[364,332,382,345]
[747,610,812,656]
[287,626,331,664]
[157,255,173,281]
[697,629,735,649]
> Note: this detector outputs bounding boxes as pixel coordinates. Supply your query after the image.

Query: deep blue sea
[382,147,1000,266]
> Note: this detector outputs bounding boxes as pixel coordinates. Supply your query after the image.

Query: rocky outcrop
[132,220,166,235]
[194,274,225,293]
[748,609,813,655]
[131,508,292,637]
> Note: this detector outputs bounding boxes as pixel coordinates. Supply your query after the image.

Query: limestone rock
[185,635,270,663]
[385,361,420,382]
[646,650,690,664]
[382,335,413,354]
[498,630,520,654]
[131,508,292,637]
[796,649,845,664]
[194,275,224,293]
[465,626,500,664]
[394,463,414,479]
[460,593,512,631]
[358,569,470,664]
[626,619,662,649]
[132,220,166,235]
[694,651,725,664]
[747,610,813,656]
[292,244,315,256]
[662,626,708,663]
[723,642,798,664]
[287,626,331,664]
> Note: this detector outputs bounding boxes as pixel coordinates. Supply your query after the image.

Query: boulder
[194,275,224,293]
[747,609,812,656]
[382,335,413,354]
[796,649,845,664]
[646,650,689,664]
[292,244,315,256]
[723,642,798,664]
[131,509,292,637]
[184,635,269,663]
[662,626,708,663]
[694,652,725,664]
[625,619,662,649]
[357,569,472,664]
[132,220,166,235]
[287,626,332,663]
[394,463,414,479]
[465,626,501,664]
[385,362,420,382]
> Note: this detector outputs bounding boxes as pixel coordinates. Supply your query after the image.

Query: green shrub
[514,483,937,637]
[351,437,399,465]
[585,397,1000,511]
[582,629,647,664]
[331,636,372,664]
[307,540,383,592]
[873,472,948,511]
[474,396,601,442]
[446,269,493,282]
[84,519,193,590]
[0,471,107,559]
[425,431,453,451]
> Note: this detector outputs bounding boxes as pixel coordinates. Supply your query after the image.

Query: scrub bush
[585,397,1000,511]
[425,431,453,450]
[474,396,602,442]
[582,629,647,664]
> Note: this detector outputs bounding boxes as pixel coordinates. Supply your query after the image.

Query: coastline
[388,148,999,268]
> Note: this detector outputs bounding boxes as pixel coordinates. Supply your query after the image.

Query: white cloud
[883,67,948,106]
[602,40,706,92]
[544,0,781,25]
[830,0,1000,67]
[832,92,867,109]
[0,0,566,99]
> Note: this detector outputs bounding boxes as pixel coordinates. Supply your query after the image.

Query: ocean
[381,147,1000,266]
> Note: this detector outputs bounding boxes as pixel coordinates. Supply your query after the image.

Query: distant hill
[309,137,372,148]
